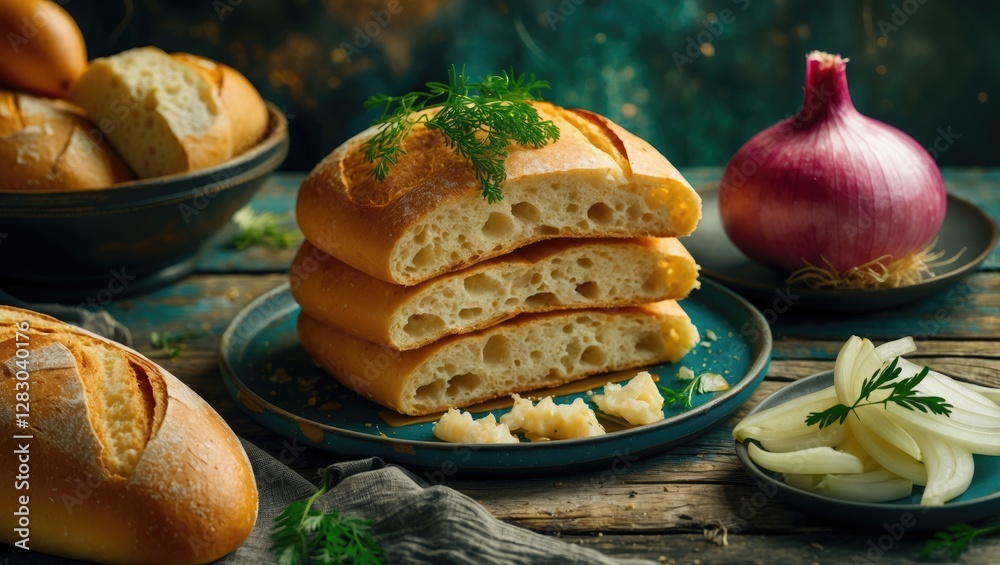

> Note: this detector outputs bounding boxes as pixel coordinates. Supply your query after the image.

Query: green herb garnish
[363,66,561,203]
[921,523,1000,561]
[659,372,723,409]
[149,330,204,360]
[270,468,382,565]
[806,357,953,429]
[230,208,301,251]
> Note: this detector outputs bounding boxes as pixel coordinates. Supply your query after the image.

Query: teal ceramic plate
[220,278,771,477]
[686,186,998,312]
[735,371,1000,531]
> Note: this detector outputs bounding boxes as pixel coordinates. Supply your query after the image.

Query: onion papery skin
[718,52,946,275]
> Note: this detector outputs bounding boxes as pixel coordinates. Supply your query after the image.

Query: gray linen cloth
[0,296,651,565]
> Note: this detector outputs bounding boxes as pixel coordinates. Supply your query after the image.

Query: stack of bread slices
[293,101,703,417]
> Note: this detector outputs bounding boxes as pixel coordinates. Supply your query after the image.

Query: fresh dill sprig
[805,357,953,429]
[230,207,301,251]
[921,523,1000,561]
[270,468,382,565]
[363,65,561,203]
[148,330,204,360]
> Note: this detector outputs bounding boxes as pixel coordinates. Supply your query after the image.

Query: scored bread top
[297,101,701,285]
[291,237,700,350]
[0,90,134,191]
[0,306,257,564]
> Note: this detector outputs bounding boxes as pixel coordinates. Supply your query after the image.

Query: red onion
[718,51,947,288]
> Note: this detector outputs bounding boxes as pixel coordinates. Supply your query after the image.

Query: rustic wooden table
[21,168,1000,564]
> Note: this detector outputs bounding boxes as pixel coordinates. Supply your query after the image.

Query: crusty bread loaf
[0,90,133,191]
[171,52,269,156]
[297,101,702,285]
[292,237,700,351]
[0,0,88,99]
[0,306,257,564]
[298,300,699,416]
[69,46,233,179]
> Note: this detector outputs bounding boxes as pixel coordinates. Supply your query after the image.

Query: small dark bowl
[0,103,289,303]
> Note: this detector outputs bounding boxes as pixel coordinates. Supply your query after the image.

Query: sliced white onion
[736,334,998,505]
[848,419,927,485]
[815,472,913,503]
[783,473,822,490]
[959,382,1000,406]
[873,336,917,363]
[834,336,863,405]
[902,426,976,506]
[748,443,864,475]
[897,358,1000,417]
[758,424,848,452]
[835,430,879,472]
[733,386,839,440]
[884,405,1000,455]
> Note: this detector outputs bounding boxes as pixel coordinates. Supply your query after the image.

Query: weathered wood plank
[557,531,1000,565]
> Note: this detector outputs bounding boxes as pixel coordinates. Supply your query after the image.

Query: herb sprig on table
[363,66,560,203]
[229,208,301,251]
[148,330,204,360]
[921,523,1000,561]
[805,357,953,429]
[270,468,382,565]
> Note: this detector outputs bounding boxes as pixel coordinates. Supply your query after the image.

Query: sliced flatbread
[292,237,700,350]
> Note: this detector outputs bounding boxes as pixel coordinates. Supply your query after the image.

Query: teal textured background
[69,0,998,171]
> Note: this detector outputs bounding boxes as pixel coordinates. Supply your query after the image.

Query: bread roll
[297,101,701,285]
[298,300,699,416]
[0,306,256,564]
[0,90,133,191]
[0,0,87,99]
[69,46,234,179]
[292,237,700,351]
[171,52,269,156]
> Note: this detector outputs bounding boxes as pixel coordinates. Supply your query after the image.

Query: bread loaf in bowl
[0,306,257,564]
[170,52,269,156]
[0,0,87,99]
[0,90,133,191]
[292,237,700,350]
[298,300,699,416]
[69,46,268,179]
[296,101,702,285]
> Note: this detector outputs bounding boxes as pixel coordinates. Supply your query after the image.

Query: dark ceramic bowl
[0,103,289,303]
